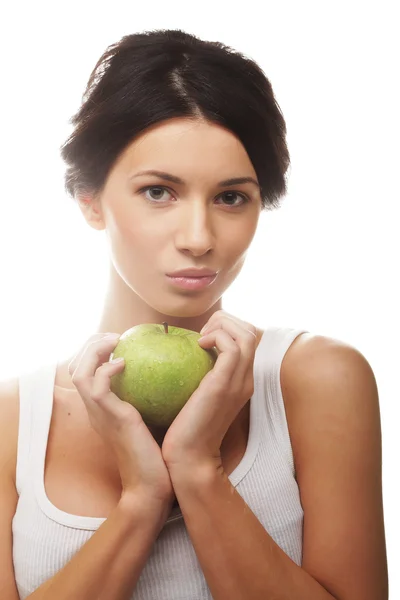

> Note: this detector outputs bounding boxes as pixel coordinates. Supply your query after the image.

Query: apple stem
[162,321,169,334]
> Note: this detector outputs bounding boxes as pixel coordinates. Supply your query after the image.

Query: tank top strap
[258,327,309,473]
[16,363,57,495]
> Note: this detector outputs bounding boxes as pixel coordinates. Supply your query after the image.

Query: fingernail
[110,357,124,363]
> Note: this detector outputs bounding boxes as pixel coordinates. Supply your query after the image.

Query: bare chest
[44,389,250,518]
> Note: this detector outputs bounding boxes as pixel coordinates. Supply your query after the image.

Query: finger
[68,332,118,376]
[201,309,251,329]
[71,334,121,399]
[199,321,256,389]
[199,316,257,361]
[198,329,241,388]
[90,358,136,420]
[200,309,226,333]
[201,312,257,339]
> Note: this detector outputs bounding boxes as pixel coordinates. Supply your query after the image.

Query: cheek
[107,208,148,249]
[222,227,254,259]
[107,213,167,281]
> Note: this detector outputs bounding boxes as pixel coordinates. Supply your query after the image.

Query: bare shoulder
[0,377,20,486]
[280,332,382,456]
[280,333,388,599]
[0,377,23,600]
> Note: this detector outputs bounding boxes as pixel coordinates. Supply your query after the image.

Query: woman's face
[83,117,262,318]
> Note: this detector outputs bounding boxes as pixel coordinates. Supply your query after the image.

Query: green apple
[110,322,218,428]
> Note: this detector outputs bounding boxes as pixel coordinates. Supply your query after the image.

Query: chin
[152,297,218,319]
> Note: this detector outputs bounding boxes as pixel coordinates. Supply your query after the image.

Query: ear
[76,194,106,231]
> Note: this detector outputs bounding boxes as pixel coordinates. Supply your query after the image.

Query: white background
[1,0,398,595]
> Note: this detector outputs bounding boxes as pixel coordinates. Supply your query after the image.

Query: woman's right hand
[68,332,175,511]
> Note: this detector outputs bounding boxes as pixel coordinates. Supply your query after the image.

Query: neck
[95,261,223,336]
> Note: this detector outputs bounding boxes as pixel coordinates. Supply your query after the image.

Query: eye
[216,191,249,207]
[137,185,249,207]
[139,186,174,203]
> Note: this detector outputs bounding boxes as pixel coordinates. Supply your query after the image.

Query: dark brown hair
[60,29,290,211]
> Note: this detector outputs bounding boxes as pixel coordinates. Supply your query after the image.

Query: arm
[0,377,170,600]
[27,493,168,600]
[167,336,388,600]
[25,333,177,599]
[0,379,21,600]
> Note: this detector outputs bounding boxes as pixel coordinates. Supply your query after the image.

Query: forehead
[115,118,256,180]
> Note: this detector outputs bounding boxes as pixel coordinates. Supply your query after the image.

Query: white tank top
[12,326,306,599]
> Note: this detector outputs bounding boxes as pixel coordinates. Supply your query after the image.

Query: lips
[166,268,217,278]
[166,273,218,290]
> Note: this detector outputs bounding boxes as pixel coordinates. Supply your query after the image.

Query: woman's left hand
[161,310,258,473]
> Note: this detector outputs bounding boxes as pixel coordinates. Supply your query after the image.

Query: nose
[174,201,215,257]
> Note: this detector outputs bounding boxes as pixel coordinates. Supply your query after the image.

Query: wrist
[167,456,223,488]
[118,488,174,526]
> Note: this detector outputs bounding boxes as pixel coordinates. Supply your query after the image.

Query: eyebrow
[130,169,260,189]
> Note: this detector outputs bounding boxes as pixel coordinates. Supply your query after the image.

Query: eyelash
[137,185,250,208]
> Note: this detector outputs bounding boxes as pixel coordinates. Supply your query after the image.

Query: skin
[82,116,262,336]
[0,116,387,599]
[64,118,388,598]
[55,115,264,442]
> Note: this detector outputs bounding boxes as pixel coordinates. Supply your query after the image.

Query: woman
[0,28,387,599]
